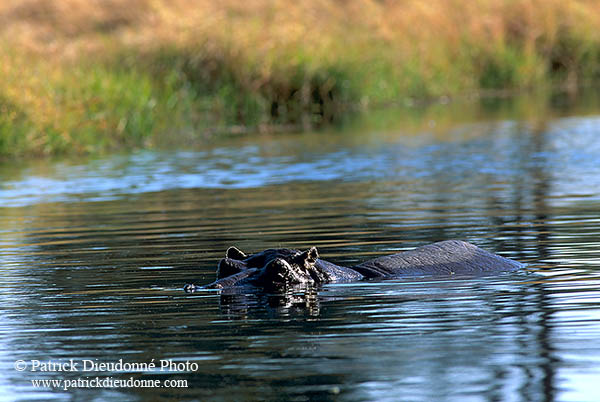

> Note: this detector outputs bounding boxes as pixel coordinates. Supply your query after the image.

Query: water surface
[1,96,600,401]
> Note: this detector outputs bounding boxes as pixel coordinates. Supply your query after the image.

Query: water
[1,96,600,401]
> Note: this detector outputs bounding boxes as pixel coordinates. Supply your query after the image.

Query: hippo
[184,240,523,292]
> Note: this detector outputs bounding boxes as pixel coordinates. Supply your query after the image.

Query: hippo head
[185,246,326,292]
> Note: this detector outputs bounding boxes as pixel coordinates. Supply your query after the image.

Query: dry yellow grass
[1,0,599,156]
[2,0,598,66]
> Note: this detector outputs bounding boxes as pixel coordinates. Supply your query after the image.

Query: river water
[1,95,600,401]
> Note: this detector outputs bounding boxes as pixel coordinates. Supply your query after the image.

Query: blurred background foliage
[1,0,599,157]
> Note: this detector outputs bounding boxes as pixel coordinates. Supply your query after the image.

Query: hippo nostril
[183,284,197,293]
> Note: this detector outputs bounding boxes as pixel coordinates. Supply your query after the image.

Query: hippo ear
[299,247,319,264]
[226,246,247,260]
[217,258,246,279]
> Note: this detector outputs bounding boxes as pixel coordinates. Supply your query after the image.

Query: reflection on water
[1,98,600,401]
[2,115,600,209]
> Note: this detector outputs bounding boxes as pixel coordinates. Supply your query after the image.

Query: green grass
[2,0,600,158]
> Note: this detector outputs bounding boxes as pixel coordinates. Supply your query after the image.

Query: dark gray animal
[184,240,523,292]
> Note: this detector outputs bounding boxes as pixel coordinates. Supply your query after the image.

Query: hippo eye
[268,258,300,282]
[265,258,292,276]
[226,246,247,260]
[268,258,290,270]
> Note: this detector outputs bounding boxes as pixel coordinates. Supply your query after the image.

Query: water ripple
[1,116,599,208]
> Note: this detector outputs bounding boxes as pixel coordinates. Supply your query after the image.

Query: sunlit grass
[1,0,599,157]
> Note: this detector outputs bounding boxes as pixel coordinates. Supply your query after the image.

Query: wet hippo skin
[184,240,523,292]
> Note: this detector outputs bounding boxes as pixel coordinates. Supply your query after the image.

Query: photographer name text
[14,359,198,373]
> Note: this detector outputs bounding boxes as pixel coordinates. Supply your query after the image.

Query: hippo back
[352,240,523,278]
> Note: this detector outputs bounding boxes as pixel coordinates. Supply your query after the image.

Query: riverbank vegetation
[1,0,600,157]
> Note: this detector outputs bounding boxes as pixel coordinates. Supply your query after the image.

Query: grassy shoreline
[1,0,600,158]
